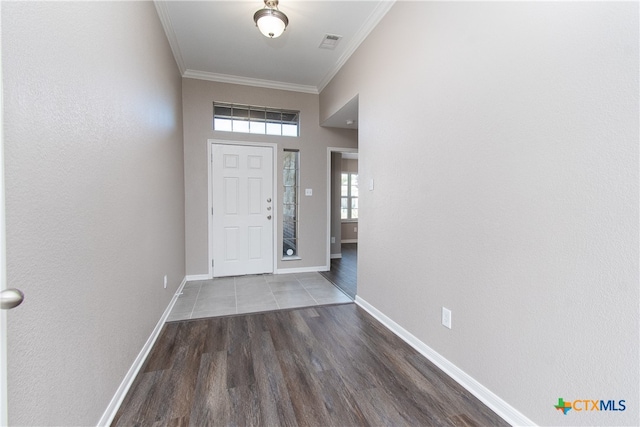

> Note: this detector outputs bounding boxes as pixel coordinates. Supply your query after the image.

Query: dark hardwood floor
[320,243,357,299]
[112,304,508,427]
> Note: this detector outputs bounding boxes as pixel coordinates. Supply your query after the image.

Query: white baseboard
[185,274,210,281]
[341,239,357,244]
[354,296,536,427]
[330,253,342,259]
[97,276,188,426]
[276,265,328,274]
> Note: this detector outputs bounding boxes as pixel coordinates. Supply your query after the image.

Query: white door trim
[208,140,278,278]
[325,147,358,269]
[0,2,9,421]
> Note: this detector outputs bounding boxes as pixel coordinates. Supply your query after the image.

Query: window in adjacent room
[283,150,299,258]
[341,172,358,220]
[214,103,300,137]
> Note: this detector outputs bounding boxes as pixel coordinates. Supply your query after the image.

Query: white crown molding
[355,296,538,427]
[183,69,319,94]
[154,1,393,95]
[317,0,396,93]
[154,1,186,75]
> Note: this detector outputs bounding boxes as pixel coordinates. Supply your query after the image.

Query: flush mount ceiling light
[253,0,289,38]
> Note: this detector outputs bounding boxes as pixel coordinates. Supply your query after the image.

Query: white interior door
[212,144,274,277]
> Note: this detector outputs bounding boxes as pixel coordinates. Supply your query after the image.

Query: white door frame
[208,140,278,278]
[325,147,358,269]
[0,2,9,421]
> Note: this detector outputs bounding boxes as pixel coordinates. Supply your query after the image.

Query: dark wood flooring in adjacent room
[112,304,508,427]
[320,242,357,299]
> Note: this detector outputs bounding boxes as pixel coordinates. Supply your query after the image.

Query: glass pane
[351,198,358,209]
[214,118,232,131]
[283,204,297,219]
[266,110,282,122]
[341,173,348,186]
[249,121,265,134]
[266,122,281,135]
[283,151,297,169]
[341,185,348,197]
[341,209,348,219]
[350,174,358,197]
[232,106,249,119]
[249,109,266,120]
[283,150,299,259]
[281,111,298,124]
[232,119,249,133]
[284,188,297,204]
[341,198,347,209]
[283,169,297,186]
[283,238,297,257]
[282,124,298,137]
[351,209,358,219]
[283,222,296,239]
[214,105,232,118]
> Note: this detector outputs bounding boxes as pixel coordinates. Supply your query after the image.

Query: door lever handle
[1,288,24,310]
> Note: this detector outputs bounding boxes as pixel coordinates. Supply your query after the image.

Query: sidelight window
[283,150,299,258]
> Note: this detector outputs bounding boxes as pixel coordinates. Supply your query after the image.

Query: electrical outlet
[331,237,335,244]
[442,307,452,329]
[354,226,357,233]
[163,275,168,289]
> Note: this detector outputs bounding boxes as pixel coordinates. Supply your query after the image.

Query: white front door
[211,144,274,277]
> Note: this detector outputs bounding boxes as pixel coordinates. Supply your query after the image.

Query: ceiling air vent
[319,34,343,50]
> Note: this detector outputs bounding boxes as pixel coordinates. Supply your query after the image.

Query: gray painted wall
[2,2,185,424]
[182,79,357,275]
[321,2,638,426]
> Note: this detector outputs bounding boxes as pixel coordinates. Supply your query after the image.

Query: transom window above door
[214,102,300,137]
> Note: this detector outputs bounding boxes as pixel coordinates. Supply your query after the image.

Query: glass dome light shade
[253,8,288,38]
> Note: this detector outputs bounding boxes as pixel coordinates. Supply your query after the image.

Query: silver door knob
[266,198,271,203]
[267,215,272,220]
[1,288,24,310]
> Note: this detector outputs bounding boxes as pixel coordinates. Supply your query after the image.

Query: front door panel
[212,144,273,277]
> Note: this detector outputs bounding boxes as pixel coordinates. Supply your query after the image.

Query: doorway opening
[322,148,358,299]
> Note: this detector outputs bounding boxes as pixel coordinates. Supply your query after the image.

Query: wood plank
[113,303,508,427]
[249,326,298,427]
[188,351,230,426]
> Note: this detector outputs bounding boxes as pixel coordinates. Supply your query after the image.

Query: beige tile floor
[167,272,353,322]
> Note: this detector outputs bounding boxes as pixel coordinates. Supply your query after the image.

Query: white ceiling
[155,1,393,99]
